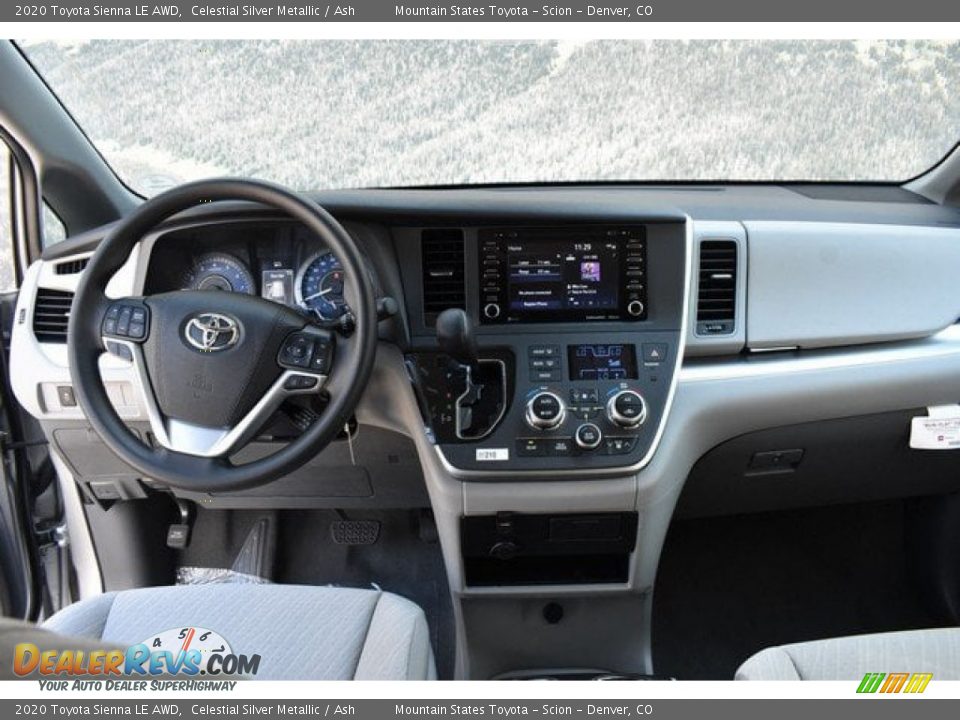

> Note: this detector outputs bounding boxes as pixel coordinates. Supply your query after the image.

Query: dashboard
[143,221,351,323]
[12,184,960,489]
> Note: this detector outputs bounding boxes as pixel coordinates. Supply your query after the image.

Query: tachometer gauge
[296,251,348,320]
[182,253,256,295]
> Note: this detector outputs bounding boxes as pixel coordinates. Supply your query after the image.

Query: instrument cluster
[159,223,351,322]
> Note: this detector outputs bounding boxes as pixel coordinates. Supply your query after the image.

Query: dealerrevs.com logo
[857,672,933,694]
[14,626,261,679]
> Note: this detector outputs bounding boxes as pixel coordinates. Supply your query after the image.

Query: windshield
[20,39,960,195]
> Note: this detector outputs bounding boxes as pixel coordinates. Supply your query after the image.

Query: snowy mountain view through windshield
[19,39,960,196]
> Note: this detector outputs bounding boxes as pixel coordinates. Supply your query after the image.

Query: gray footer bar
[0,700,955,719]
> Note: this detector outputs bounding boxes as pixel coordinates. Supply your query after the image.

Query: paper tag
[909,405,960,450]
[476,448,509,461]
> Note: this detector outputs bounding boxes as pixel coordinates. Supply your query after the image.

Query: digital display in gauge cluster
[261,268,294,306]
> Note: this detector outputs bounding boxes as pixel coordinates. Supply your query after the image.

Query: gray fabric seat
[736,628,960,680]
[44,584,436,680]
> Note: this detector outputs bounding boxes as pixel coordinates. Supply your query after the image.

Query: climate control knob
[525,391,566,431]
[606,389,647,428]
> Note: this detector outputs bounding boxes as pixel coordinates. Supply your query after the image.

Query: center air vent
[696,239,738,335]
[54,258,89,275]
[421,229,465,324]
[33,288,74,343]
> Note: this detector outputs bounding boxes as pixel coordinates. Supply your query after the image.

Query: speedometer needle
[303,289,332,302]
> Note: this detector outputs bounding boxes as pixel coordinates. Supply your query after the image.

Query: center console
[402,219,689,478]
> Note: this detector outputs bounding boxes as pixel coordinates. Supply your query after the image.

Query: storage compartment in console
[461,512,638,586]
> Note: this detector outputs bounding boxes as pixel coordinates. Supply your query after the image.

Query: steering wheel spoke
[120,338,328,458]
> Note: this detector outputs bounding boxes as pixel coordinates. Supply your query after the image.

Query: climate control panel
[418,330,680,476]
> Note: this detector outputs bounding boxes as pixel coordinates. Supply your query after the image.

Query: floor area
[178,507,455,679]
[652,500,942,679]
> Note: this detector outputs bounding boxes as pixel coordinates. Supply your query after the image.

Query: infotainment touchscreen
[479,226,647,324]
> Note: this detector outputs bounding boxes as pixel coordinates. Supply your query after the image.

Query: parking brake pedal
[166,499,193,550]
[331,512,380,546]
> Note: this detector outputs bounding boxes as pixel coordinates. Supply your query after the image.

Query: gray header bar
[4,0,960,22]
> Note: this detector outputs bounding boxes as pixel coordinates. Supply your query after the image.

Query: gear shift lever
[436,308,479,374]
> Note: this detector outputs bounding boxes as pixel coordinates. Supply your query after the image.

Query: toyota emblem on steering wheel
[184,313,240,352]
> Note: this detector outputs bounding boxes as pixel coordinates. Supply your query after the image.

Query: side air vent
[54,258,89,275]
[421,229,466,324]
[696,239,738,335]
[33,288,74,343]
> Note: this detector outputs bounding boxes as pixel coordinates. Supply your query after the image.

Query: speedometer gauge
[182,253,256,295]
[296,251,348,320]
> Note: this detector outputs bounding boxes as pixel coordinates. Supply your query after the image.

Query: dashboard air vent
[54,258,89,275]
[33,288,74,343]
[421,229,466,324]
[696,240,737,335]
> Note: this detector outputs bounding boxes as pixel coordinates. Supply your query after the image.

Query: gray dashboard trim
[744,220,960,350]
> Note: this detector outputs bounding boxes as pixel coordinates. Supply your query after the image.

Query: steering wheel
[67,179,378,492]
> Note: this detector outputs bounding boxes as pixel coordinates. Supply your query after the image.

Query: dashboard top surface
[41,183,960,261]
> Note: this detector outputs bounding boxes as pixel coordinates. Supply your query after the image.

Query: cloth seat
[43,584,436,680]
[735,628,960,680]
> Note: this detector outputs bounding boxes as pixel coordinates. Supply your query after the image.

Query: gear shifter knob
[436,308,479,371]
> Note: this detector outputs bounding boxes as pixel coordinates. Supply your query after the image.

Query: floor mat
[652,501,941,680]
[276,509,455,679]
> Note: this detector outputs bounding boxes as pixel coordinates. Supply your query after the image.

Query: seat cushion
[44,584,435,680]
[736,628,960,680]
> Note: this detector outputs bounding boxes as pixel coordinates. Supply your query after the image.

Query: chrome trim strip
[106,338,325,458]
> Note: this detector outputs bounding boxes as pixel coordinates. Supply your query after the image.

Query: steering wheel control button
[279,329,334,373]
[283,374,319,391]
[309,337,334,373]
[574,423,603,450]
[279,333,315,369]
[606,389,647,428]
[102,302,150,342]
[525,391,566,430]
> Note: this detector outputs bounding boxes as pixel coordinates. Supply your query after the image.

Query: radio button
[627,300,645,317]
[483,303,501,319]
